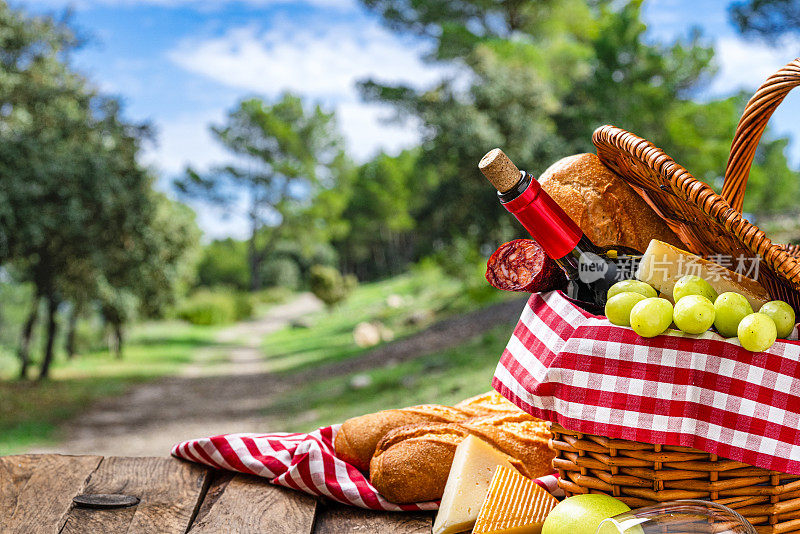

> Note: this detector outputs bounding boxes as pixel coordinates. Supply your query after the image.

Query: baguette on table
[334,392,523,472]
[369,413,554,504]
[334,405,470,472]
[454,391,526,417]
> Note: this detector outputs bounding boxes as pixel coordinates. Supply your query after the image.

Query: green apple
[542,494,631,534]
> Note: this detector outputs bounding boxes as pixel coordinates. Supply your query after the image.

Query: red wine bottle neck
[498,171,584,259]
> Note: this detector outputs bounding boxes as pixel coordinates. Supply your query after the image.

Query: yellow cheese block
[473,465,558,534]
[636,239,770,310]
[432,435,518,534]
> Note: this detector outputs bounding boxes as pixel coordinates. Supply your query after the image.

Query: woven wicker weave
[593,58,800,312]
[545,59,800,532]
[550,424,800,534]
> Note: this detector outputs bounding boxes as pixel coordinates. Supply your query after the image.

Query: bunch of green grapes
[604,275,796,352]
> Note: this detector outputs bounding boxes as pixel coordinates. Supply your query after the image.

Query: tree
[176,94,344,290]
[359,0,715,252]
[334,149,435,279]
[0,4,200,378]
[0,4,86,378]
[197,238,251,290]
[660,94,798,213]
[359,0,797,262]
[730,0,800,39]
[95,193,201,360]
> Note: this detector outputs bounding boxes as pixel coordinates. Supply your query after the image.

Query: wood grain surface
[313,500,434,533]
[0,455,435,533]
[0,454,102,534]
[60,456,209,533]
[189,473,317,533]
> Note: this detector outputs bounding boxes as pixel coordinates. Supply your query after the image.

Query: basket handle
[722,58,800,213]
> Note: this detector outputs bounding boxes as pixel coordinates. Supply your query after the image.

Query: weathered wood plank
[0,454,102,534]
[60,456,209,534]
[313,500,433,533]
[190,470,236,527]
[188,474,317,534]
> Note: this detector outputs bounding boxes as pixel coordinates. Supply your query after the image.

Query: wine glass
[596,499,757,534]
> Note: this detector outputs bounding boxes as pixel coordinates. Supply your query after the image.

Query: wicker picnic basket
[548,58,800,533]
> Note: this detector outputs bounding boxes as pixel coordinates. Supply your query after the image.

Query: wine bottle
[479,148,639,309]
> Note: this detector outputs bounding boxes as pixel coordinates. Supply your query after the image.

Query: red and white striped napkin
[493,290,800,475]
[171,424,562,511]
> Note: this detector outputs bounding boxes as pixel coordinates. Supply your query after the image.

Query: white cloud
[705,37,800,166]
[709,37,800,95]
[167,21,449,101]
[143,108,230,175]
[337,100,425,161]
[166,17,453,163]
[191,199,251,241]
[146,109,254,240]
[25,0,357,11]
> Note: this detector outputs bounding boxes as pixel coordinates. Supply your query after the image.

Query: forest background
[1,0,799,453]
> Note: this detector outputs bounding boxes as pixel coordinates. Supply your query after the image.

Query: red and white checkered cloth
[171,424,562,511]
[493,290,800,475]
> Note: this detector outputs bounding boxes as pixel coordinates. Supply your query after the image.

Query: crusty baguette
[538,153,684,253]
[334,405,470,472]
[461,413,554,479]
[369,424,472,503]
[454,391,523,417]
[369,413,554,504]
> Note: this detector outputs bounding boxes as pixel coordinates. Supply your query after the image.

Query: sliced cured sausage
[485,239,567,293]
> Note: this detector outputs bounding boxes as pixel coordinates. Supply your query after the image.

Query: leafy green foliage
[358,0,716,252]
[177,289,253,326]
[261,257,301,290]
[354,0,798,271]
[176,93,348,290]
[0,5,200,377]
[333,149,434,279]
[730,0,800,39]
[309,265,358,309]
[197,239,251,291]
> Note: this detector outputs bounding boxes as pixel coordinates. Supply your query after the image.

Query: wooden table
[0,454,434,533]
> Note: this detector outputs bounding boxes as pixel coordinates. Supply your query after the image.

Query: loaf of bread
[334,404,470,472]
[454,391,523,416]
[369,413,554,503]
[538,153,684,253]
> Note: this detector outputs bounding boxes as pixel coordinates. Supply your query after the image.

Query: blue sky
[17,0,800,239]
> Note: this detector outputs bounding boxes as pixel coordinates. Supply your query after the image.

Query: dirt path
[32,295,526,457]
[30,293,324,457]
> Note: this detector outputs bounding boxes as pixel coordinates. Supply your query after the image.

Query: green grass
[262,264,511,374]
[259,263,519,430]
[0,264,517,454]
[0,321,221,454]
[268,322,514,432]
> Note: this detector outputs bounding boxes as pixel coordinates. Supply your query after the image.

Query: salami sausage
[485,239,567,293]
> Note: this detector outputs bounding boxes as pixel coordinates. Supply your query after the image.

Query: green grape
[758,300,796,339]
[738,313,777,352]
[605,292,647,326]
[673,295,715,334]
[714,292,754,338]
[673,275,718,303]
[629,298,674,338]
[607,280,657,300]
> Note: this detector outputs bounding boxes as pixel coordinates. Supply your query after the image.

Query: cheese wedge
[432,435,518,534]
[636,239,770,311]
[473,466,558,534]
